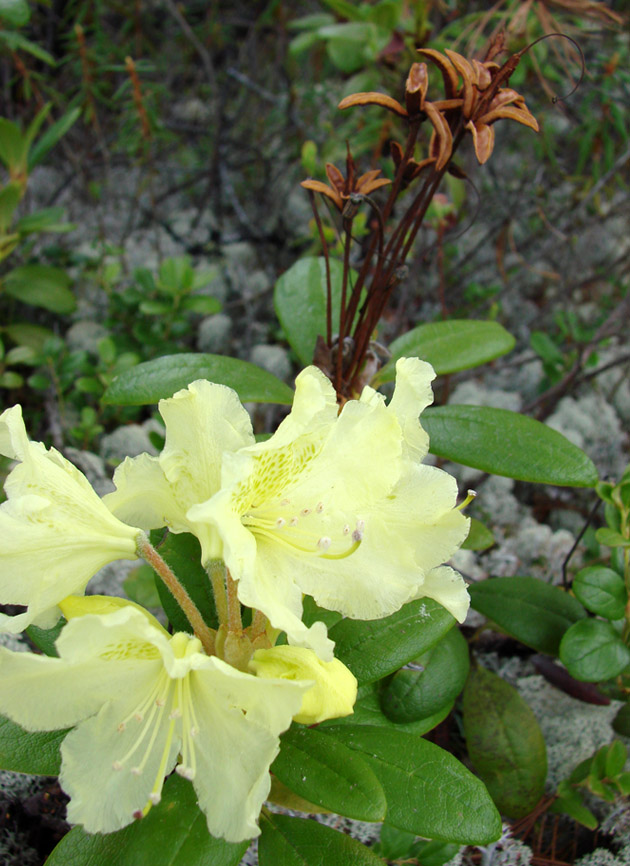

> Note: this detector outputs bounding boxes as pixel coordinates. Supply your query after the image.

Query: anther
[133,810,143,820]
[457,489,477,511]
[317,536,331,551]
[149,792,161,805]
[301,507,312,516]
[133,712,143,722]
[276,517,286,528]
[289,516,299,527]
[155,698,165,707]
[117,723,126,733]
[352,529,363,542]
[169,708,183,719]
[356,519,365,532]
[176,764,195,780]
[131,767,142,776]
[343,524,350,535]
[112,761,123,771]
[316,502,324,513]
[280,498,290,506]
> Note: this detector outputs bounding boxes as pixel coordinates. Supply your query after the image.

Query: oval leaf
[376,320,515,383]
[325,682,451,735]
[44,775,248,866]
[462,517,495,551]
[380,626,469,723]
[329,598,455,685]
[102,353,294,405]
[3,264,76,314]
[560,619,630,682]
[322,725,501,845]
[274,257,360,366]
[463,666,547,819]
[469,576,587,655]
[272,725,386,821]
[422,405,598,487]
[259,813,384,866]
[572,566,627,620]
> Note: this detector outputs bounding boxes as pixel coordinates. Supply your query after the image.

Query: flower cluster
[0,357,469,842]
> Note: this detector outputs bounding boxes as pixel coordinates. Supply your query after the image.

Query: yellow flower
[0,598,308,842]
[190,357,470,660]
[249,644,357,725]
[104,379,254,563]
[0,405,142,634]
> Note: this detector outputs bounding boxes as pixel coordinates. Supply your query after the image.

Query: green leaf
[274,257,361,366]
[158,255,194,294]
[271,725,386,821]
[605,740,626,778]
[181,295,222,315]
[469,576,587,655]
[0,370,23,388]
[0,30,55,63]
[329,598,455,685]
[0,181,21,232]
[321,725,501,845]
[377,824,417,859]
[422,405,598,487]
[376,320,515,383]
[409,840,462,866]
[379,626,469,723]
[44,774,248,866]
[0,118,24,172]
[0,0,30,26]
[102,353,294,406]
[572,567,627,620]
[324,682,451,735]
[612,702,630,737]
[259,813,385,866]
[462,666,547,819]
[27,618,65,657]
[123,564,162,609]
[149,531,218,632]
[3,264,76,313]
[3,322,53,351]
[596,528,630,548]
[560,619,630,682]
[461,517,495,551]
[15,206,74,235]
[0,715,67,775]
[28,107,81,170]
[550,792,597,830]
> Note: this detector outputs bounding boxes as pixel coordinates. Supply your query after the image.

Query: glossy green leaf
[324,682,451,735]
[461,517,495,551]
[422,405,598,487]
[0,714,67,775]
[3,264,76,313]
[322,725,501,845]
[605,740,626,777]
[380,627,469,723]
[274,257,360,366]
[376,320,515,383]
[272,725,386,821]
[44,775,248,866]
[123,564,162,609]
[463,667,547,819]
[102,353,294,405]
[560,619,630,682]
[3,322,53,351]
[26,617,65,656]
[550,786,597,830]
[14,205,73,235]
[149,531,218,632]
[468,576,587,655]
[409,840,461,866]
[259,813,384,866]
[329,598,454,684]
[572,566,627,620]
[0,181,21,232]
[377,824,416,860]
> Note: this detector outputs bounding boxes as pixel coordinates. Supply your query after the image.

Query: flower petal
[189,657,307,841]
[414,565,470,622]
[385,356,435,461]
[0,406,141,633]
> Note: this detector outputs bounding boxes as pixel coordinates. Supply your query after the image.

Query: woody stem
[137,534,215,655]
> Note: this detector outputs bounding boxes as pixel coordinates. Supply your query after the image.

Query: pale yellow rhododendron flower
[0,598,309,842]
[104,379,254,562]
[0,405,142,634]
[249,644,357,725]
[189,358,470,660]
